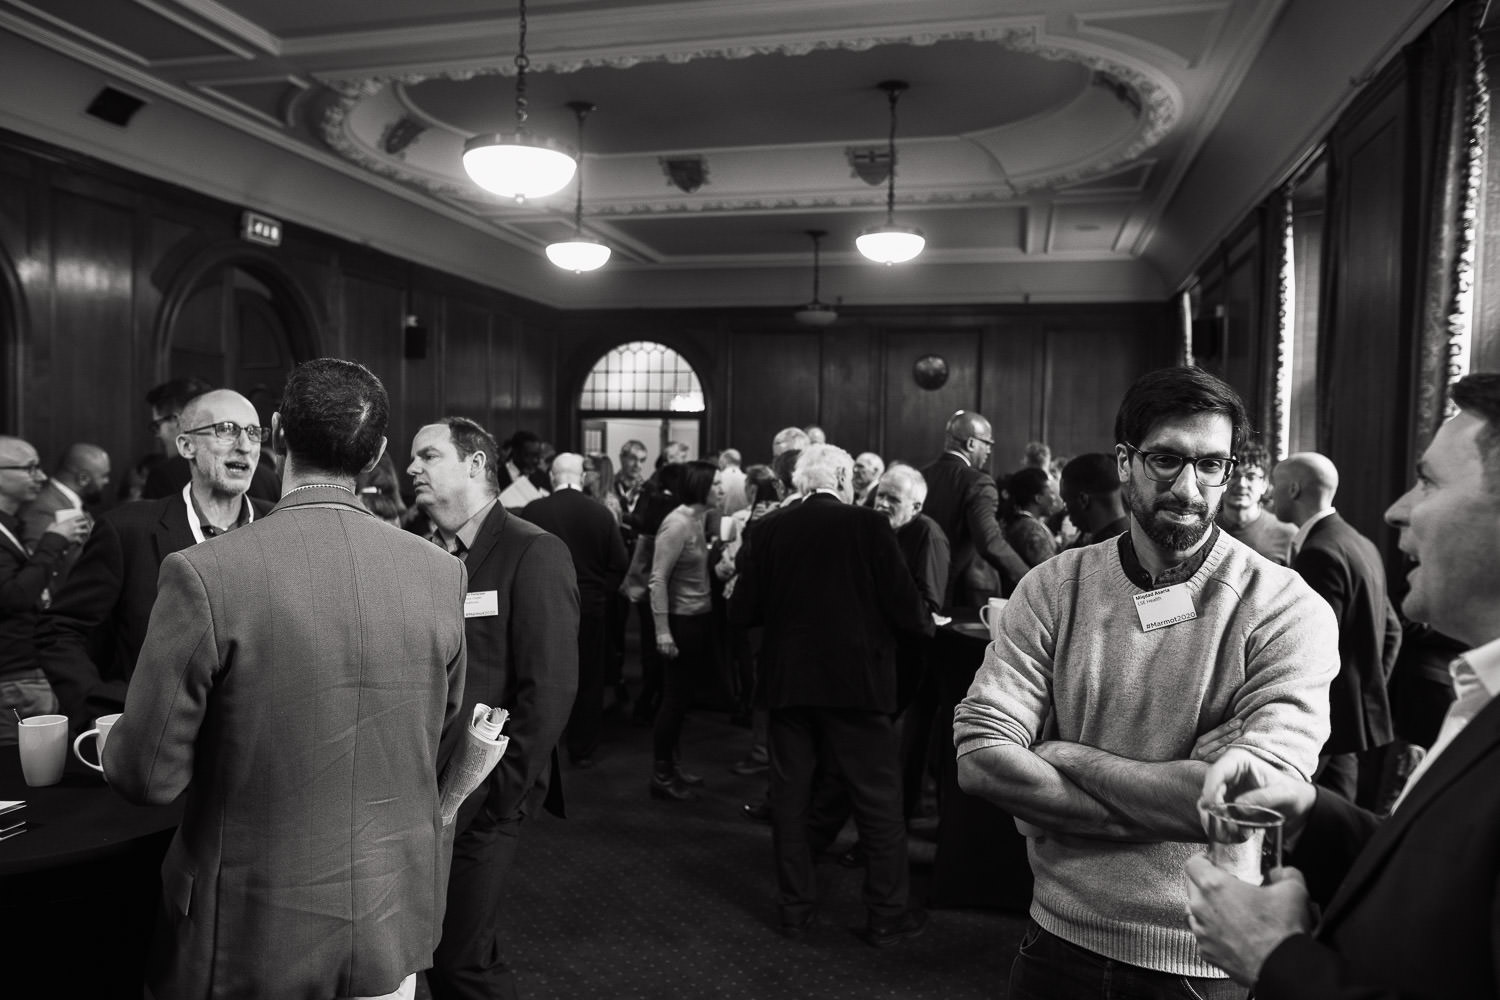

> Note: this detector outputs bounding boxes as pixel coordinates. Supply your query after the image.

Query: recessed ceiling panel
[214,0,702,37]
[201,79,301,125]
[1078,7,1227,66]
[21,0,239,62]
[403,39,1092,154]
[1049,202,1129,252]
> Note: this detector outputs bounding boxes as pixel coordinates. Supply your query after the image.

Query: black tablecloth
[929,610,1034,912]
[0,746,180,995]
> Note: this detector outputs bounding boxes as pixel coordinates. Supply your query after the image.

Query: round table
[0,747,181,995]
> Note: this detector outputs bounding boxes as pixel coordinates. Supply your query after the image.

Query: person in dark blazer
[0,435,91,744]
[520,452,628,766]
[18,441,109,586]
[410,416,580,1000]
[730,444,932,946]
[1186,373,1500,998]
[1272,452,1401,806]
[919,410,1031,608]
[35,390,271,732]
[105,359,467,1000]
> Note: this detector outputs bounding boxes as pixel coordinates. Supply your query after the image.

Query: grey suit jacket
[105,489,468,1000]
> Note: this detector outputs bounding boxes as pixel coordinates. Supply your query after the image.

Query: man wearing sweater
[1217,442,1296,564]
[955,366,1338,1000]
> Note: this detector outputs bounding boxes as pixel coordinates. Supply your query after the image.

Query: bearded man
[954,366,1337,1000]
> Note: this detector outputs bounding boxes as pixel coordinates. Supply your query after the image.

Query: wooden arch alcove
[155,244,322,423]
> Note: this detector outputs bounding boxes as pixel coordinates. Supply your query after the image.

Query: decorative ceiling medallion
[660,156,709,193]
[847,147,892,187]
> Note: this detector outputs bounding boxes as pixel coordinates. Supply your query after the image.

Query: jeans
[0,671,59,746]
[1009,922,1247,1000]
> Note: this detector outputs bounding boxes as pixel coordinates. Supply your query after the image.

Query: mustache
[1153,499,1210,517]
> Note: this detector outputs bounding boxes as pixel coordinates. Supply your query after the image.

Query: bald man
[0,435,90,743]
[1273,452,1402,806]
[521,452,628,766]
[36,390,272,731]
[919,410,1030,607]
[20,442,109,584]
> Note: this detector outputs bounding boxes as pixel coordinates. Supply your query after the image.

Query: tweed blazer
[104,489,468,1000]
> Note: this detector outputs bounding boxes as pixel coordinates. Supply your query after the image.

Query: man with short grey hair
[853,452,885,507]
[772,426,811,457]
[731,443,932,945]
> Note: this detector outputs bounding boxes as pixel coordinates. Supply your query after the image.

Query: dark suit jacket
[519,488,628,613]
[35,491,271,730]
[1293,513,1401,754]
[1257,695,1500,999]
[104,490,467,1000]
[919,452,1030,607]
[0,519,71,679]
[445,501,579,830]
[729,492,930,713]
[896,513,950,616]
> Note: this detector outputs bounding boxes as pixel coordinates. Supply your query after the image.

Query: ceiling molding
[151,0,281,56]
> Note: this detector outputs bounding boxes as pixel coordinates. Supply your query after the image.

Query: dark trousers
[1009,922,1247,1000]
[652,612,711,763]
[898,670,941,819]
[566,605,608,762]
[634,600,664,721]
[428,815,523,1000]
[769,706,908,922]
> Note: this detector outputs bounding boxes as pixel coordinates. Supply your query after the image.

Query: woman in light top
[648,459,724,801]
[1000,466,1062,568]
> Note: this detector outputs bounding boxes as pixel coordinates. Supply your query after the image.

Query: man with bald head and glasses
[36,389,272,731]
[955,366,1338,1000]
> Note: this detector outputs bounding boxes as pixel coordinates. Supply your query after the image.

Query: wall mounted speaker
[404,325,428,360]
[85,87,147,128]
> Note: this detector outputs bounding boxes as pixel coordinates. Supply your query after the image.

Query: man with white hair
[719,448,748,516]
[772,426,811,457]
[730,444,932,945]
[853,452,885,508]
[1272,451,1400,805]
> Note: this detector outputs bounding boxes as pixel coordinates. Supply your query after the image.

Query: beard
[1124,477,1217,552]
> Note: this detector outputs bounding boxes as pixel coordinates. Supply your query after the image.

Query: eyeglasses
[182,421,270,444]
[0,461,43,477]
[1126,444,1238,487]
[1229,468,1266,483]
[148,413,179,433]
[972,436,994,448]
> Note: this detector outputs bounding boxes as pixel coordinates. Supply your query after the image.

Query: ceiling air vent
[85,87,146,128]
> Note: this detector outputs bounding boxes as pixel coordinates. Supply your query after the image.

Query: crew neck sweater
[650,505,712,633]
[1221,510,1296,565]
[954,530,1337,977]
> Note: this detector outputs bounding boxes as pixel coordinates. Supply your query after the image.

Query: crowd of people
[0,357,1495,998]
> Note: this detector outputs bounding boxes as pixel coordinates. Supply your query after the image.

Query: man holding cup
[0,435,90,745]
[1186,372,1500,998]
[954,367,1338,999]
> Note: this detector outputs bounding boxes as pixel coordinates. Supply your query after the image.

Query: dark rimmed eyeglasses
[182,421,270,444]
[1126,444,1238,487]
[0,461,43,476]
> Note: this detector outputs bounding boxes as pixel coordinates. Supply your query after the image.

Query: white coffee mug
[18,714,69,787]
[978,597,1008,641]
[72,713,122,775]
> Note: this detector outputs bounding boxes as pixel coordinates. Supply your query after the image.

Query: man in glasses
[954,366,1338,1000]
[36,389,272,731]
[1217,442,1296,565]
[0,436,91,744]
[919,409,1031,609]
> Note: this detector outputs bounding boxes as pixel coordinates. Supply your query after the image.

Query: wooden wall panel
[1041,321,1165,461]
[980,317,1044,472]
[729,330,821,463]
[1324,71,1411,556]
[442,297,492,424]
[819,328,875,453]
[882,330,980,468]
[516,318,554,443]
[341,273,409,455]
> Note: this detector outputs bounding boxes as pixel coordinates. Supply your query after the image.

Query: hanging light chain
[571,103,594,235]
[513,0,530,130]
[811,231,824,302]
[884,83,902,221]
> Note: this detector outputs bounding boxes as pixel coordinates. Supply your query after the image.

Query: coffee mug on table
[978,597,1008,641]
[73,713,122,775]
[18,714,69,787]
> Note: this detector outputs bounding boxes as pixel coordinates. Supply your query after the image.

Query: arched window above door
[579,340,704,413]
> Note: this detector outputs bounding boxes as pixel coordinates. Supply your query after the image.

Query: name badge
[464,590,499,618]
[1132,583,1197,632]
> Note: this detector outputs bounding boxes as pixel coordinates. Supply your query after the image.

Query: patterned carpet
[434,703,1029,1000]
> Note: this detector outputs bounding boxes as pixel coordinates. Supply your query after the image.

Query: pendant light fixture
[793,229,838,326]
[546,101,611,273]
[462,0,576,203]
[856,80,926,265]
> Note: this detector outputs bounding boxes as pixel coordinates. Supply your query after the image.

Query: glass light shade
[463,133,577,201]
[793,303,838,327]
[546,238,611,272]
[856,224,926,265]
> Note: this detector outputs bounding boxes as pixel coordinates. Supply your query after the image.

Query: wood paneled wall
[0,129,559,479]
[553,305,1174,472]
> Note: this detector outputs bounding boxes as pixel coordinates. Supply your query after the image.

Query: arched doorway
[160,255,318,424]
[577,340,706,465]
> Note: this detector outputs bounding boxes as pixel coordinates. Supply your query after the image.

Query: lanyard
[182,483,254,544]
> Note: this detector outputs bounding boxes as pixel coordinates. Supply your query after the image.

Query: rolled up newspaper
[438,703,509,826]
